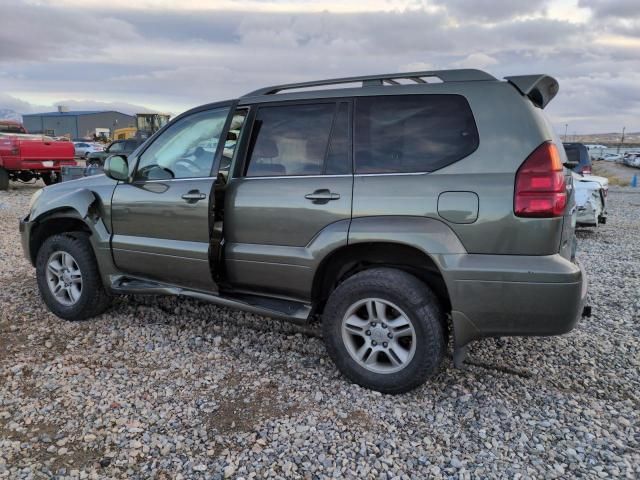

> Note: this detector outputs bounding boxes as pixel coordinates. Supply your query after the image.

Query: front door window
[135,108,230,181]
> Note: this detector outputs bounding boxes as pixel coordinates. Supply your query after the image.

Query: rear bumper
[439,253,588,347]
[3,158,76,171]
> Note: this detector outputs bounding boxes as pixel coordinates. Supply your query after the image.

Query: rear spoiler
[504,74,559,109]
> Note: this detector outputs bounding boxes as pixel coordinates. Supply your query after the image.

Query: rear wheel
[0,168,9,190]
[36,233,111,320]
[41,172,59,186]
[322,268,445,394]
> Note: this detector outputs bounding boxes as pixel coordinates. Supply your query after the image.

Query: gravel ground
[1,182,639,479]
[592,161,639,185]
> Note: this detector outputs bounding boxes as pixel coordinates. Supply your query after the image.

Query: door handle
[305,189,340,204]
[181,190,207,203]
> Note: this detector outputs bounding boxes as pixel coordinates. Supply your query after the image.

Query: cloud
[0,1,139,62]
[432,0,550,21]
[0,0,638,133]
[453,53,499,69]
[0,94,38,114]
[578,0,640,19]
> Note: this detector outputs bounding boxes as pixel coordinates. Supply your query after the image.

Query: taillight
[514,142,567,218]
[581,165,592,175]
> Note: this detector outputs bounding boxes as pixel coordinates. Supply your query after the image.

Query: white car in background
[601,153,622,162]
[73,141,104,159]
[623,152,640,168]
[573,173,608,227]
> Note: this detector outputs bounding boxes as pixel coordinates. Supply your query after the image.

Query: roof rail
[242,69,496,97]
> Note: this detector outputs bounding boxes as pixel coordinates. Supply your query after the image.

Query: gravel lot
[592,161,639,186]
[1,182,638,479]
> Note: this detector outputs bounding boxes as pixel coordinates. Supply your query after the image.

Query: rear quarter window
[354,94,479,173]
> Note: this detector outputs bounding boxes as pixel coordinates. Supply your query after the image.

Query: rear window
[0,124,26,133]
[562,143,590,167]
[354,95,478,173]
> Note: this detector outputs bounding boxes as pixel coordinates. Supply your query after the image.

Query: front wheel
[322,268,445,394]
[36,233,111,320]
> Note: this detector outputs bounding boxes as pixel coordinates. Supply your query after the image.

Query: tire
[41,172,59,186]
[322,268,445,394]
[0,167,9,190]
[35,233,111,321]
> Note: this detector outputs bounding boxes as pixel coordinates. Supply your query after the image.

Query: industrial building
[22,107,135,139]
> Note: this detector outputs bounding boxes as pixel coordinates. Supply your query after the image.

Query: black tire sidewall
[323,269,444,393]
[35,234,105,321]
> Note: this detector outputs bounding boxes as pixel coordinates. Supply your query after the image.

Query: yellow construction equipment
[113,127,137,140]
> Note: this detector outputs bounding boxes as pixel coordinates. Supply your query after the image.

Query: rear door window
[354,95,479,173]
[245,103,346,177]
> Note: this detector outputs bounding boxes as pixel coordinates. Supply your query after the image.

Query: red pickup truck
[0,132,76,190]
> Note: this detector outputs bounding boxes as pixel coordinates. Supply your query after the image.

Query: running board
[109,276,312,323]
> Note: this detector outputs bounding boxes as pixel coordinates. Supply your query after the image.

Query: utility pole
[617,126,626,153]
[564,124,568,142]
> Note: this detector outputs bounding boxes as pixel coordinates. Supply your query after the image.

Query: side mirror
[563,159,579,169]
[104,155,129,181]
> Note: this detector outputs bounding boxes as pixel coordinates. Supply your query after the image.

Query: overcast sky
[1,0,638,134]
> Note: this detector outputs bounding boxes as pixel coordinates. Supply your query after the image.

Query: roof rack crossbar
[242,69,496,97]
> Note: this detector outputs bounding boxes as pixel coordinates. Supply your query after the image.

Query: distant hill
[564,131,640,147]
[0,109,22,122]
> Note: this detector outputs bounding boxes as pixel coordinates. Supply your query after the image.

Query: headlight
[29,189,43,213]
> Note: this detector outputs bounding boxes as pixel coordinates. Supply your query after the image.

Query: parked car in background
[86,138,140,167]
[601,153,622,162]
[0,133,76,189]
[20,69,588,393]
[563,142,592,174]
[0,120,27,134]
[623,151,640,168]
[73,141,104,159]
[562,143,608,227]
[573,174,607,227]
[585,144,606,161]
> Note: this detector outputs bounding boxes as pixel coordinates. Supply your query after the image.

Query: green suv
[20,69,587,393]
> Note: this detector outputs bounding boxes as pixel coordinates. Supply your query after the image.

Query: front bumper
[441,253,588,347]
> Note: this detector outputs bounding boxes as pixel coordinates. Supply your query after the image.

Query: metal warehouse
[22,107,135,139]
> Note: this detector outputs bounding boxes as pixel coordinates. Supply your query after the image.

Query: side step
[110,276,312,323]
